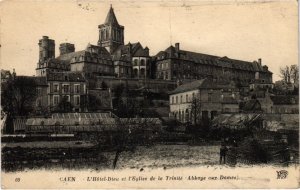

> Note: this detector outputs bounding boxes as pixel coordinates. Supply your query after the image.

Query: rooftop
[156,45,272,73]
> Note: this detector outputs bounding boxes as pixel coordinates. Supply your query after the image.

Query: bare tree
[190,97,202,125]
[290,65,299,84]
[112,117,160,169]
[280,65,299,84]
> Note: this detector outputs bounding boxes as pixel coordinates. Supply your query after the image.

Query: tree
[280,65,299,84]
[190,97,202,125]
[111,117,160,169]
[1,76,38,133]
[100,81,108,89]
[55,96,73,112]
[1,76,37,116]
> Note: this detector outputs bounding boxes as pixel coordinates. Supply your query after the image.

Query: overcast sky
[0,0,298,82]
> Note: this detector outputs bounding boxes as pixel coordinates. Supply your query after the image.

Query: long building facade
[154,43,273,85]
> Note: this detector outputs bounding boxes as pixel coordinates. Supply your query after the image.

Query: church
[36,5,273,87]
[36,5,151,80]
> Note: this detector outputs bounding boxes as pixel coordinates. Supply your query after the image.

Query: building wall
[156,59,172,80]
[155,58,272,85]
[70,61,114,77]
[47,81,86,112]
[169,87,239,123]
[114,61,132,78]
[271,105,299,114]
[35,86,48,110]
[96,76,177,93]
[132,57,151,78]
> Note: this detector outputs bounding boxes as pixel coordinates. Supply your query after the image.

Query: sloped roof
[170,79,207,94]
[26,117,162,131]
[270,95,298,105]
[104,6,119,26]
[42,58,70,70]
[33,76,47,86]
[51,112,115,119]
[241,99,262,112]
[156,45,272,73]
[55,44,112,64]
[212,113,262,128]
[112,42,149,61]
[46,72,85,82]
[56,50,85,64]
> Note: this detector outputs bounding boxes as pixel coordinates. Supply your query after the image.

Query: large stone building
[154,43,273,85]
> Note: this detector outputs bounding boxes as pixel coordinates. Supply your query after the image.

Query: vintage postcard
[0,0,299,189]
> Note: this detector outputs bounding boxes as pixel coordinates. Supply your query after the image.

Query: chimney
[175,43,180,52]
[144,46,149,56]
[258,58,262,65]
[59,43,75,55]
[128,42,132,55]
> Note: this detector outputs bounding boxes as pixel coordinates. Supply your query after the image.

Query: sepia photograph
[0,0,299,188]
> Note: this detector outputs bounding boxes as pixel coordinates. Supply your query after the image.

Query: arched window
[133,59,138,66]
[141,59,145,66]
[133,68,138,77]
[140,68,145,76]
[186,109,189,122]
[106,30,109,40]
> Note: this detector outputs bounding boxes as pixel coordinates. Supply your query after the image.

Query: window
[133,59,138,66]
[63,95,70,102]
[74,95,80,106]
[140,68,145,76]
[208,93,212,102]
[53,84,59,93]
[63,84,70,93]
[176,96,178,104]
[74,84,80,94]
[141,59,145,66]
[37,88,42,96]
[180,95,183,103]
[186,94,188,102]
[172,96,174,104]
[53,95,59,105]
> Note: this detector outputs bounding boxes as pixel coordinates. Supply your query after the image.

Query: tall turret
[38,36,55,62]
[98,5,124,53]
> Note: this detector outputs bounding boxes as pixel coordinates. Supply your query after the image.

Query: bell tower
[98,5,124,53]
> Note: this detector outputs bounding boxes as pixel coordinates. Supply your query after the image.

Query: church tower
[98,5,124,53]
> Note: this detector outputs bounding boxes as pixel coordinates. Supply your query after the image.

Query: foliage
[101,81,108,89]
[1,76,37,116]
[279,64,299,84]
[88,94,102,111]
[55,96,73,113]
